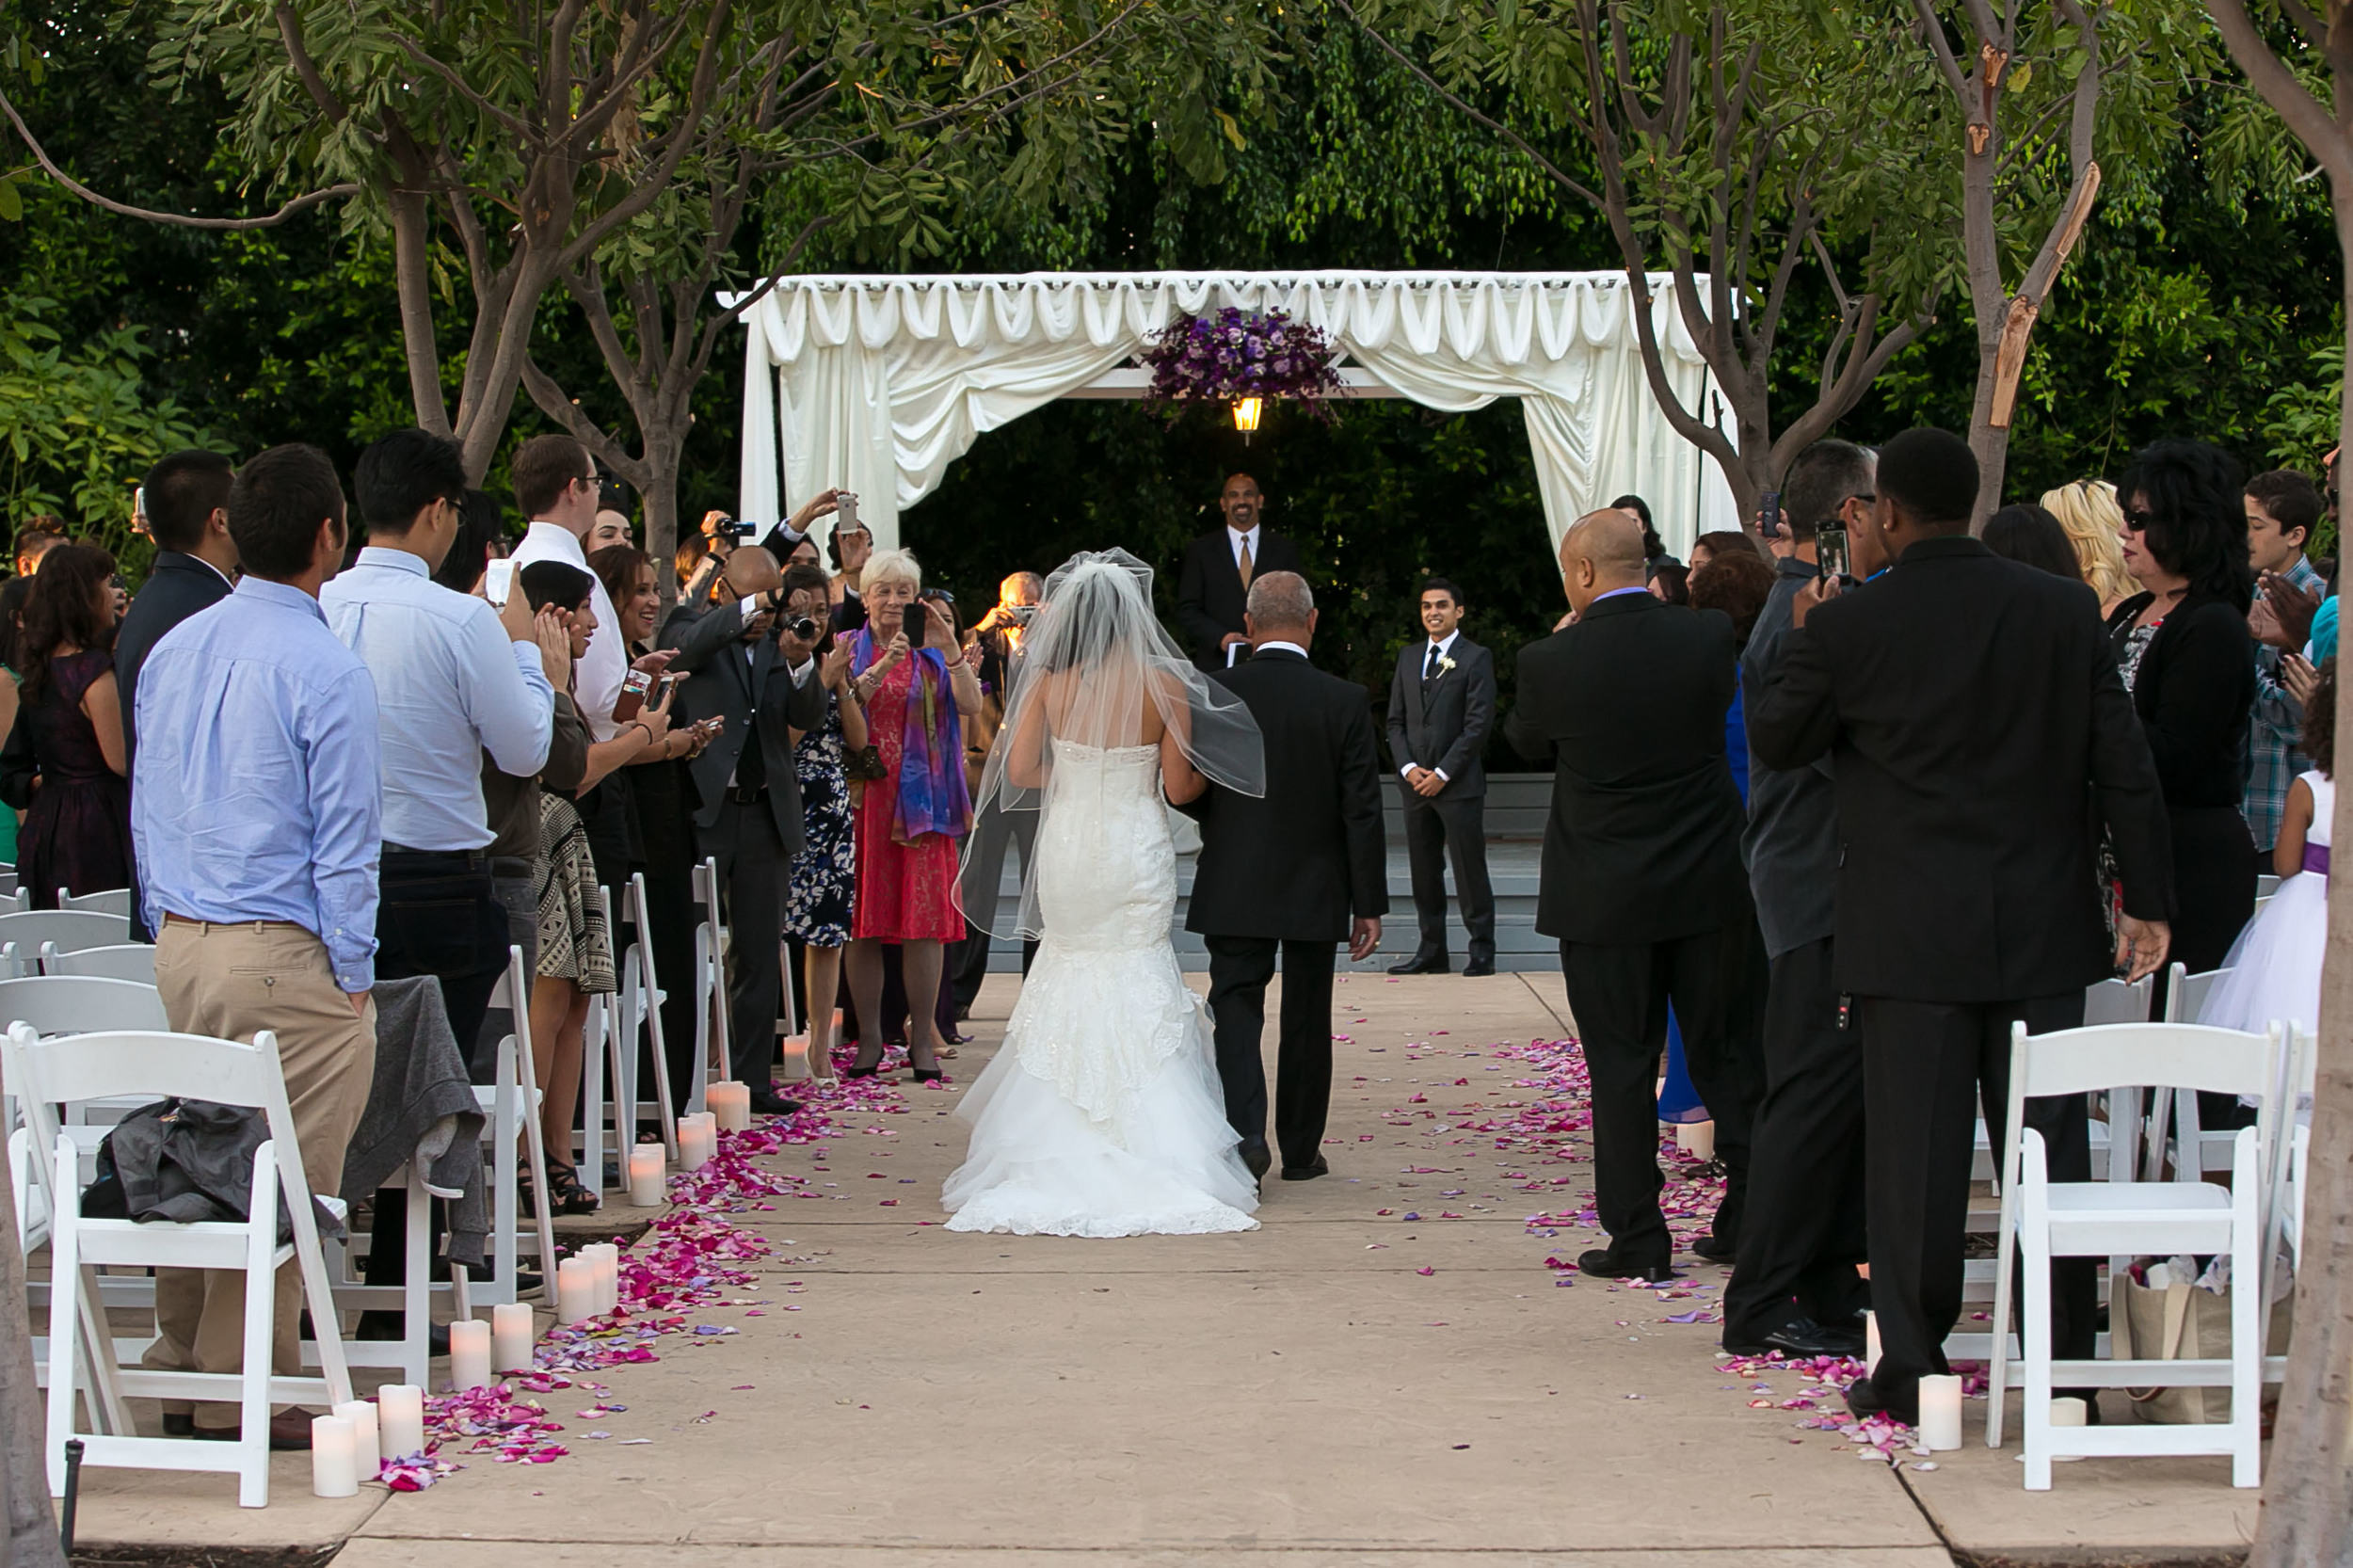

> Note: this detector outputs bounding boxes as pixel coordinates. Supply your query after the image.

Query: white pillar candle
[627,1144,666,1207]
[1918,1373,1963,1450]
[778,1036,811,1081]
[584,1242,619,1316]
[330,1399,381,1481]
[447,1318,492,1392]
[376,1384,426,1461]
[1675,1119,1716,1160]
[492,1302,535,1372]
[680,1112,716,1171]
[2049,1396,2088,1427]
[708,1083,750,1132]
[557,1257,595,1324]
[1865,1310,1881,1375]
[311,1415,359,1497]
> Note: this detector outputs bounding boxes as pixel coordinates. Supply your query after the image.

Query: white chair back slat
[56,888,132,918]
[2081,973,2153,1026]
[0,910,137,977]
[41,942,158,984]
[2012,1021,2278,1104]
[0,975,168,1041]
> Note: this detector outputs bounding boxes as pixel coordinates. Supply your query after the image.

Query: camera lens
[790,616,820,640]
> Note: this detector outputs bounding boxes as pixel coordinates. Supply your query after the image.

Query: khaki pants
[141,922,376,1425]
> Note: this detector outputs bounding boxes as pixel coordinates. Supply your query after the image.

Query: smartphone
[1758,489,1783,541]
[654,672,679,705]
[614,668,652,723]
[836,491,860,532]
[485,557,517,607]
[1817,522,1850,582]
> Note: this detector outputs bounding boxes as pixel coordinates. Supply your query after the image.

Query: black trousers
[1852,992,2094,1419]
[696,793,788,1087]
[1401,792,1495,963]
[365,847,511,1313]
[1559,924,1764,1269]
[1723,936,1866,1340]
[1205,936,1337,1170]
[951,796,1039,1007]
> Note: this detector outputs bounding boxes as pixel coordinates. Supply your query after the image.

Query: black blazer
[1175,529,1305,672]
[1505,592,1752,944]
[1176,648,1387,941]
[1385,635,1494,800]
[660,600,824,850]
[2105,590,2256,811]
[113,552,234,763]
[1749,535,2173,1003]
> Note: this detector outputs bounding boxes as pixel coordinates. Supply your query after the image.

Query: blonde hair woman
[2041,479,2136,616]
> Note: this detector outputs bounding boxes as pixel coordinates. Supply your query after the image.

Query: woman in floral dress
[780,563,866,1080]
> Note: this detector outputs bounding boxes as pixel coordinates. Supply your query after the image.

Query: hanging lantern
[1232,396,1263,437]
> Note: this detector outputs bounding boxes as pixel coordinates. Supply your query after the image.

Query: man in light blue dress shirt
[134,443,382,1447]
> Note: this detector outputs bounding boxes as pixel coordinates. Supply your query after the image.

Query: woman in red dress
[844,549,981,1081]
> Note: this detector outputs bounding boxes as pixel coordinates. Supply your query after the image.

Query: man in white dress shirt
[1176,473,1306,673]
[1384,577,1497,975]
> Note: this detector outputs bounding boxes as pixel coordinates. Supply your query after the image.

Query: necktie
[1424,643,1442,682]
[1237,536,1254,589]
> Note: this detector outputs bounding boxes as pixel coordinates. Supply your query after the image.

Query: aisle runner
[1358,1020,1944,1464]
[384,1071,908,1490]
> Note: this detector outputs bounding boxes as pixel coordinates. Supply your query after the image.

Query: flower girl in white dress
[2201,659,2332,1038]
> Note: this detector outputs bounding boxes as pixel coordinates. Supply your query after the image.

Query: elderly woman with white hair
[842,547,982,1080]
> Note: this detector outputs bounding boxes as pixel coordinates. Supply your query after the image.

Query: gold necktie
[1238,536,1254,589]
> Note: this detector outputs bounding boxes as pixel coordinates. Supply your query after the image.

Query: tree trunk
[643,440,683,616]
[0,1156,67,1568]
[2245,189,2353,1568]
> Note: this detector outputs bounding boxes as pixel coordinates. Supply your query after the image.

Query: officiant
[1176,473,1305,672]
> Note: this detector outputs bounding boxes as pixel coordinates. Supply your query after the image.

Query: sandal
[545,1160,600,1216]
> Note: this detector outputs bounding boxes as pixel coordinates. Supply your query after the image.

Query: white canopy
[731,270,1737,558]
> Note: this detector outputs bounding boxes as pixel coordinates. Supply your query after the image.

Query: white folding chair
[611,872,679,1162]
[2159,962,2242,1179]
[0,909,138,978]
[1985,1019,2287,1490]
[41,942,157,984]
[56,888,132,918]
[472,945,558,1305]
[687,856,728,1118]
[6,1022,355,1508]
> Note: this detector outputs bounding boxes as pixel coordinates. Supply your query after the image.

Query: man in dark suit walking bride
[1175,572,1388,1182]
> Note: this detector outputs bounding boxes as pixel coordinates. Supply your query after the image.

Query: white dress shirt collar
[1256,639,1308,659]
[1426,630,1460,661]
[512,520,625,740]
[1227,523,1261,565]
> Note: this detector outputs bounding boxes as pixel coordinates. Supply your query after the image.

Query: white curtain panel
[728,271,1738,559]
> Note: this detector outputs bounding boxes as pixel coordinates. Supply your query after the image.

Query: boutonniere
[1435,653,1457,675]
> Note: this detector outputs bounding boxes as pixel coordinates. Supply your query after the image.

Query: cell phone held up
[613,668,652,723]
[1816,522,1851,583]
[1758,489,1783,542]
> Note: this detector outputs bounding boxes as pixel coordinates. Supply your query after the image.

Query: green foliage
[0,292,210,572]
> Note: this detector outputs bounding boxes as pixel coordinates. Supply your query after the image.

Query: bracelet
[628,720,655,745]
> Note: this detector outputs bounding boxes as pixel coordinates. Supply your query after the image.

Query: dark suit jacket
[113,552,234,763]
[1748,535,2172,1003]
[1175,529,1305,671]
[1504,591,1752,945]
[1385,634,1494,800]
[2105,589,2255,810]
[1176,648,1387,942]
[660,601,824,851]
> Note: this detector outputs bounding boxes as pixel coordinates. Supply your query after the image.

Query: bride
[942,550,1267,1237]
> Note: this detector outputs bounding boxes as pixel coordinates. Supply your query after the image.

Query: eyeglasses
[2121,508,2157,532]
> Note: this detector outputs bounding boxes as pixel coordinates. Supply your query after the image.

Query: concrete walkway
[72,971,2258,1564]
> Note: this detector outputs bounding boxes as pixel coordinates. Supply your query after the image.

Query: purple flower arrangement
[1141,307,1346,422]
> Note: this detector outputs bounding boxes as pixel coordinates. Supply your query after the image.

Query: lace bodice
[1032,737,1174,953]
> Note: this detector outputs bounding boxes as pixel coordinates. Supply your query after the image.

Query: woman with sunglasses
[2107,440,2259,1028]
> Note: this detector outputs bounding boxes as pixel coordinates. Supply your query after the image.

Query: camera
[1005,604,1037,627]
[787,616,821,642]
[706,515,752,542]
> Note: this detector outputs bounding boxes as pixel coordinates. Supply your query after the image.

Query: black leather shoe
[197,1409,320,1450]
[1462,958,1497,977]
[748,1088,803,1116]
[1387,953,1449,976]
[1689,1231,1738,1263]
[1577,1245,1673,1283]
[1721,1314,1865,1360]
[1238,1140,1273,1180]
[162,1413,195,1437]
[357,1314,452,1357]
[1280,1156,1330,1181]
[1843,1374,1916,1426]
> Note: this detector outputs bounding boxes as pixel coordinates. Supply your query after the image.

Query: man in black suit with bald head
[1507,509,1765,1286]
[1176,473,1305,673]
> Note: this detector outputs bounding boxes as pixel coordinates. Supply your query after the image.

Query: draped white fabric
[730,271,1737,558]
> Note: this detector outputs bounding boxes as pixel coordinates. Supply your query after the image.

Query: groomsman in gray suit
[1385,577,1497,976]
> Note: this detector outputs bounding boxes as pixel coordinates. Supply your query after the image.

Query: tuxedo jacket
[1175,529,1305,672]
[1176,648,1387,942]
[1385,635,1495,800]
[1504,591,1752,945]
[114,552,234,763]
[1747,534,2172,1002]
[660,601,824,850]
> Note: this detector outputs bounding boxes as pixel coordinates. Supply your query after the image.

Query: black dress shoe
[1843,1374,1916,1426]
[1462,958,1497,977]
[1721,1314,1865,1360]
[162,1413,195,1437]
[1386,953,1449,976]
[357,1314,452,1357]
[1280,1156,1329,1181]
[1689,1231,1738,1263]
[748,1088,803,1116]
[1237,1140,1273,1180]
[1577,1245,1673,1283]
[197,1409,319,1450]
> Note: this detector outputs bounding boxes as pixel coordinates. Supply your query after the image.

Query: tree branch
[0,88,356,228]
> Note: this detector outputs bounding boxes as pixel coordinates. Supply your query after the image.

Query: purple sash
[2304,842,2330,876]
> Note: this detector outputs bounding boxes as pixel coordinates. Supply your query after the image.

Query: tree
[516,0,1273,594]
[1899,0,2206,525]
[1339,0,1944,528]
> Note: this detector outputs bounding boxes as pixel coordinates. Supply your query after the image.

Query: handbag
[2117,1274,2293,1424]
[847,744,888,782]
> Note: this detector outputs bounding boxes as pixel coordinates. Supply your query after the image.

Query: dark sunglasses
[2121,507,2158,532]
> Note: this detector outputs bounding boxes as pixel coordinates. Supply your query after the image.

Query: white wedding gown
[942,738,1261,1237]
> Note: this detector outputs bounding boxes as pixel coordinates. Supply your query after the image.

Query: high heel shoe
[910,1067,945,1084]
[843,1057,885,1080]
